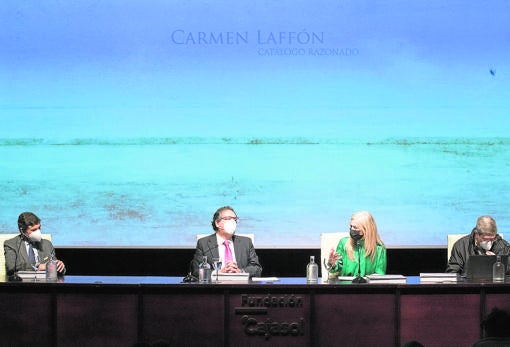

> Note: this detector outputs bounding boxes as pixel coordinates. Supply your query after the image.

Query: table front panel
[57,293,138,346]
[400,293,480,347]
[142,293,225,347]
[314,293,396,346]
[0,293,52,346]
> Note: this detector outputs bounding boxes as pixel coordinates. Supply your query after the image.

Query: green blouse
[329,237,387,277]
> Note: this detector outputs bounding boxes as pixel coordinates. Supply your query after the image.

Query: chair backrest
[0,233,52,278]
[320,232,349,282]
[447,234,467,262]
[447,233,504,262]
[196,233,254,245]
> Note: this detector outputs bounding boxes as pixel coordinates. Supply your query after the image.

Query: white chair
[320,232,349,282]
[447,234,467,262]
[447,233,504,262]
[0,233,52,278]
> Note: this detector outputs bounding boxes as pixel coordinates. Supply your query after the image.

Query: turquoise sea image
[0,136,508,248]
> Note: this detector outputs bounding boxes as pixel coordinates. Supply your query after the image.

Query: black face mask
[350,228,363,241]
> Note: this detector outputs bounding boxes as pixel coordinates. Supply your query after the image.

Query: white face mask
[223,220,237,235]
[479,240,493,251]
[27,229,42,243]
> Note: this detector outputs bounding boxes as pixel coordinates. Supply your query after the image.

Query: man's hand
[55,259,65,272]
[222,261,241,273]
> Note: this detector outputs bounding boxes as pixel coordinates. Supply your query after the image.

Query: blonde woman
[327,211,386,276]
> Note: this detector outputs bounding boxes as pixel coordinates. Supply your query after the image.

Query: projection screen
[1,1,509,247]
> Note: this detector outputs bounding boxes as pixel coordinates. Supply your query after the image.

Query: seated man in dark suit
[4,212,66,278]
[192,206,262,278]
[447,215,510,274]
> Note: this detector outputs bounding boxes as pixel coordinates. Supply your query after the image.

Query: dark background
[57,247,446,277]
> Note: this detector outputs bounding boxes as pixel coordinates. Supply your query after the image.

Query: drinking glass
[323,258,333,283]
[212,258,222,283]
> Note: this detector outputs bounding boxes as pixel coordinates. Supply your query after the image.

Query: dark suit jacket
[192,233,262,278]
[4,235,62,276]
[446,231,510,274]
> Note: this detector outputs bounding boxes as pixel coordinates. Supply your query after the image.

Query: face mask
[479,240,493,251]
[27,229,42,243]
[223,220,237,235]
[349,228,362,241]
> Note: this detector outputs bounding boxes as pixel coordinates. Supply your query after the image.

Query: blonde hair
[345,211,384,261]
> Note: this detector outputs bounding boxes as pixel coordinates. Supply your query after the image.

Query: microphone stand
[352,239,367,283]
[183,240,220,283]
[182,260,198,283]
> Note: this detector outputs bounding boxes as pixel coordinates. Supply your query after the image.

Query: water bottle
[493,255,505,282]
[46,256,58,281]
[198,256,211,284]
[306,255,318,283]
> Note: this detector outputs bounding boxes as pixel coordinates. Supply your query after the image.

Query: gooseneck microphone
[183,240,220,282]
[182,260,198,283]
[201,241,220,271]
[352,239,367,284]
[206,242,220,258]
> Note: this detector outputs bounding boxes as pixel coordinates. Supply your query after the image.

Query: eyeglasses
[478,234,496,241]
[475,229,496,241]
[219,216,239,223]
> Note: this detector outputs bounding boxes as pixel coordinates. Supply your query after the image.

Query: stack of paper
[251,277,279,282]
[366,274,407,284]
[419,273,458,283]
[16,270,46,281]
[216,272,250,282]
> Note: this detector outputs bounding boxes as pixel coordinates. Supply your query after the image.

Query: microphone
[200,241,220,271]
[183,240,220,282]
[182,260,198,283]
[8,235,24,281]
[352,239,367,284]
[205,242,220,258]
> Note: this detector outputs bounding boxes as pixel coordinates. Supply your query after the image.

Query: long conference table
[1,275,510,347]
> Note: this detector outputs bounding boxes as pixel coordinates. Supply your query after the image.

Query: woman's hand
[327,248,341,266]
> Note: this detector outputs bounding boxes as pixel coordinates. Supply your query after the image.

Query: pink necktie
[224,240,233,263]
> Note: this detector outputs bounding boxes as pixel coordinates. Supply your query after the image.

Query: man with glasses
[446,215,510,273]
[191,206,262,278]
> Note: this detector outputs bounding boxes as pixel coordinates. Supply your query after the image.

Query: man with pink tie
[192,206,262,278]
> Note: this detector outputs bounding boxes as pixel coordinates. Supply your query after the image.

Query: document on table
[366,274,407,284]
[251,277,279,282]
[216,272,250,281]
[419,273,458,283]
[16,270,46,280]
